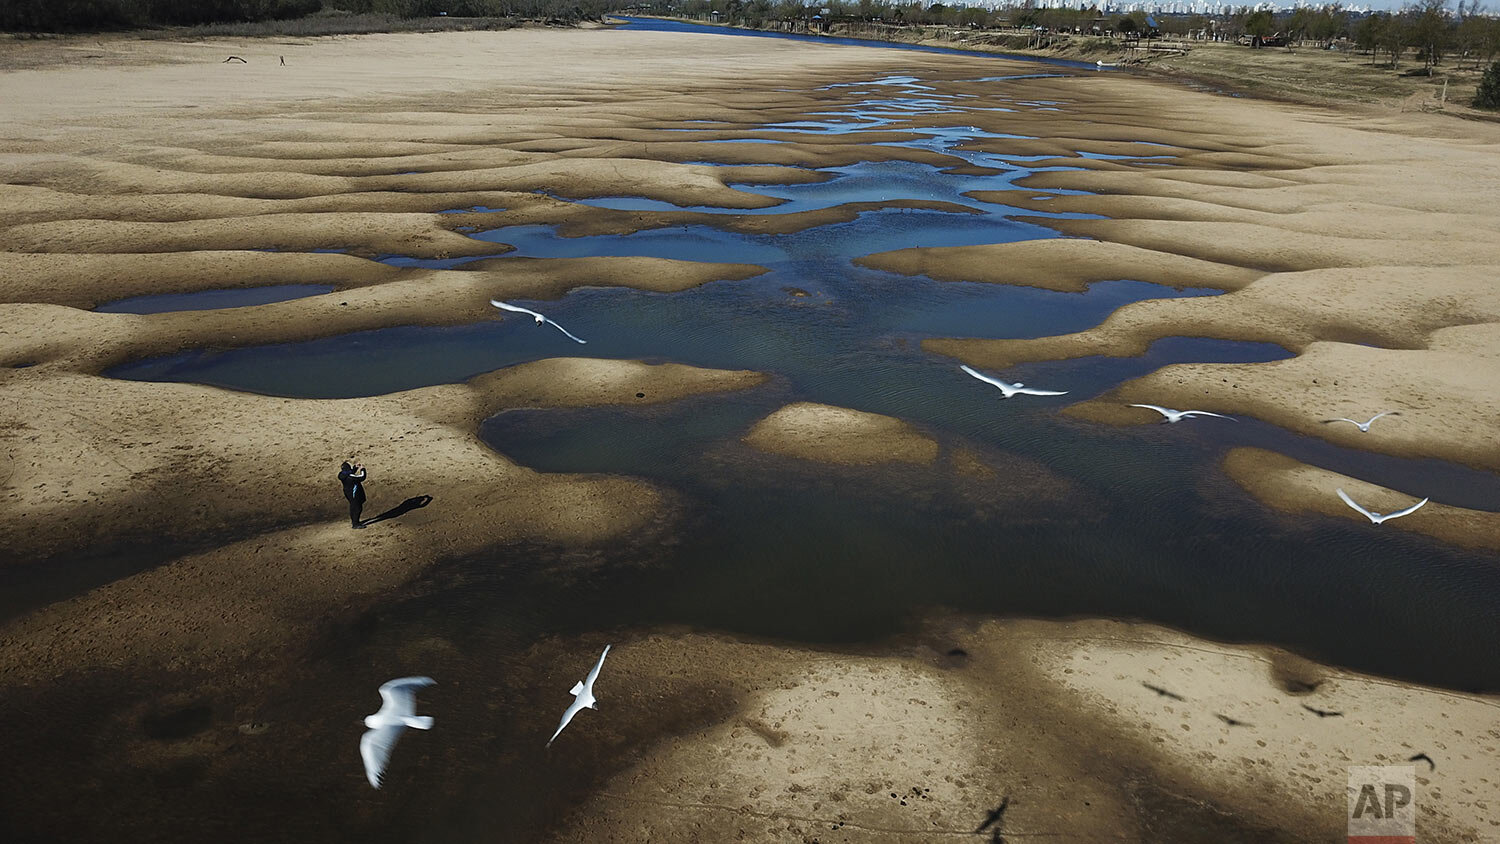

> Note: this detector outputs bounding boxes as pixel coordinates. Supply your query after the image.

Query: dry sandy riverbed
[1,25,1496,844]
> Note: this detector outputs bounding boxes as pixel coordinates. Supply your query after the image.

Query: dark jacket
[339,467,367,503]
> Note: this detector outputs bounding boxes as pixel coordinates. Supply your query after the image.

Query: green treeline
[2,0,612,32]
[656,0,1500,72]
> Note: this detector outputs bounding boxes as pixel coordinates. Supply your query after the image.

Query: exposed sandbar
[859,238,1263,293]
[743,402,938,466]
[929,264,1500,375]
[1030,617,1496,841]
[0,357,765,681]
[550,615,1496,842]
[0,211,508,260]
[1223,448,1500,551]
[0,184,534,227]
[1032,217,1500,274]
[0,358,765,564]
[0,256,766,372]
[1058,323,1500,477]
[1,250,402,308]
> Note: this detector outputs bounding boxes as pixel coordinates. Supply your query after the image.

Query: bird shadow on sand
[361,495,433,526]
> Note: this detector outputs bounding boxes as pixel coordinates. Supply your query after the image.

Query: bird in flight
[1301,704,1343,718]
[1335,488,1428,525]
[959,365,1068,398]
[360,676,436,789]
[1322,411,1398,432]
[1129,404,1235,424]
[1408,752,1436,772]
[490,299,587,344]
[548,645,611,746]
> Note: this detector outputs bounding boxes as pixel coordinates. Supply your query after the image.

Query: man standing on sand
[339,461,367,528]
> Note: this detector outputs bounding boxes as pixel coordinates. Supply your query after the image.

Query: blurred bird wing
[377,676,434,716]
[1129,404,1174,418]
[1180,410,1233,420]
[1014,386,1068,396]
[959,365,1011,391]
[360,725,403,788]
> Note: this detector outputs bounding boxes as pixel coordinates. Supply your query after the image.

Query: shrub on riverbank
[1477,60,1500,108]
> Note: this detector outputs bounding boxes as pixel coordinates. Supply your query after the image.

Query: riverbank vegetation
[657,0,1499,71]
[1,0,611,33]
[1477,59,1500,105]
[649,1,1498,111]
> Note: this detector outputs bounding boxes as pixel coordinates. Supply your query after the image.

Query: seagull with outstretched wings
[1129,404,1235,424]
[548,645,611,746]
[490,299,587,344]
[360,676,435,789]
[959,365,1067,399]
[1336,488,1428,525]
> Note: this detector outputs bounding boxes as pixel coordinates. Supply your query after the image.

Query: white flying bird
[1322,411,1398,433]
[490,299,587,344]
[1336,488,1428,525]
[959,365,1068,398]
[1129,404,1235,424]
[360,676,435,789]
[548,645,611,747]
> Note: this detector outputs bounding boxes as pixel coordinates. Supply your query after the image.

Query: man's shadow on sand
[359,495,433,527]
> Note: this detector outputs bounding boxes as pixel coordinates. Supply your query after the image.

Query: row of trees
[327,0,611,18]
[1353,0,1500,69]
[2,0,320,30]
[0,0,611,31]
[663,0,1500,70]
[0,0,343,30]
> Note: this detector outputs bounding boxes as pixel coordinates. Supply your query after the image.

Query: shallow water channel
[104,63,1500,695]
